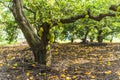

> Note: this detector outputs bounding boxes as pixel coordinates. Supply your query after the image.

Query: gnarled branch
[52,14,86,26]
[11,0,41,48]
[88,11,115,21]
[23,6,36,21]
[52,10,116,26]
[109,4,120,11]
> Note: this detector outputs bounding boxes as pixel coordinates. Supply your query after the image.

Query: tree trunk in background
[71,37,74,43]
[90,38,94,42]
[97,36,103,43]
[97,30,103,43]
[82,30,89,43]
[110,35,114,43]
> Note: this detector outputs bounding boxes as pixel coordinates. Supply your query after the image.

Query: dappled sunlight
[0,43,120,79]
[1,0,120,80]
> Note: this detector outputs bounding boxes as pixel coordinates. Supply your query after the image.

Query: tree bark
[89,35,94,42]
[97,30,103,43]
[71,38,74,43]
[97,36,103,43]
[109,4,120,11]
[11,0,41,47]
[11,0,50,65]
[90,39,93,42]
[110,35,114,43]
[82,30,89,43]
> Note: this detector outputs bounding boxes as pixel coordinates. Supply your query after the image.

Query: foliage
[0,3,18,43]
[4,21,18,43]
[0,0,120,43]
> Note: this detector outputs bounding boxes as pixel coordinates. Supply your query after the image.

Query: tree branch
[19,2,118,27]
[60,14,86,23]
[52,14,86,26]
[109,4,120,11]
[11,0,41,48]
[23,6,36,21]
[23,6,35,13]
[11,1,118,29]
[88,11,115,21]
[0,1,13,11]
[52,11,116,26]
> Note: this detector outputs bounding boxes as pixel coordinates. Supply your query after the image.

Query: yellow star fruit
[38,27,44,37]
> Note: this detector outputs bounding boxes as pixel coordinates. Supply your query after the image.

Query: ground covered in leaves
[0,43,120,80]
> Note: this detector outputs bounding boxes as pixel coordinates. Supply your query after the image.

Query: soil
[0,43,120,80]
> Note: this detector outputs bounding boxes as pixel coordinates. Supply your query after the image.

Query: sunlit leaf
[13,63,18,67]
[85,71,91,75]
[31,64,36,67]
[104,70,112,75]
[0,63,3,67]
[61,74,66,78]
[91,75,96,79]
[66,77,71,80]
[29,76,34,80]
[26,71,31,76]
[72,76,77,79]
[116,72,120,76]
[107,61,111,66]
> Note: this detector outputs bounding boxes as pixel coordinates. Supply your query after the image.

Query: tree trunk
[31,23,50,65]
[11,0,50,65]
[90,36,94,42]
[97,36,103,43]
[97,30,103,43]
[110,39,112,43]
[109,34,113,43]
[82,30,89,43]
[90,38,93,42]
[35,23,50,64]
[71,38,74,43]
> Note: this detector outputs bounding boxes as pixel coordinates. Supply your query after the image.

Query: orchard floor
[0,43,120,80]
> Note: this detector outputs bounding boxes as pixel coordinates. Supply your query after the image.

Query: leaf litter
[0,43,120,79]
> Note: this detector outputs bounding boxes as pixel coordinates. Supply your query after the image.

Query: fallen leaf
[61,74,66,78]
[13,63,18,67]
[85,71,91,75]
[66,77,71,80]
[26,71,31,76]
[104,70,112,75]
[91,75,96,79]
[31,64,36,67]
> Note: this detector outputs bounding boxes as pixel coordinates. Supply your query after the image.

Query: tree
[78,19,96,43]
[4,21,18,43]
[0,4,18,43]
[1,0,120,65]
[60,23,77,43]
[94,17,120,43]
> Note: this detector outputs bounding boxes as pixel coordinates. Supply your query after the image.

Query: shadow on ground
[0,43,120,80]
